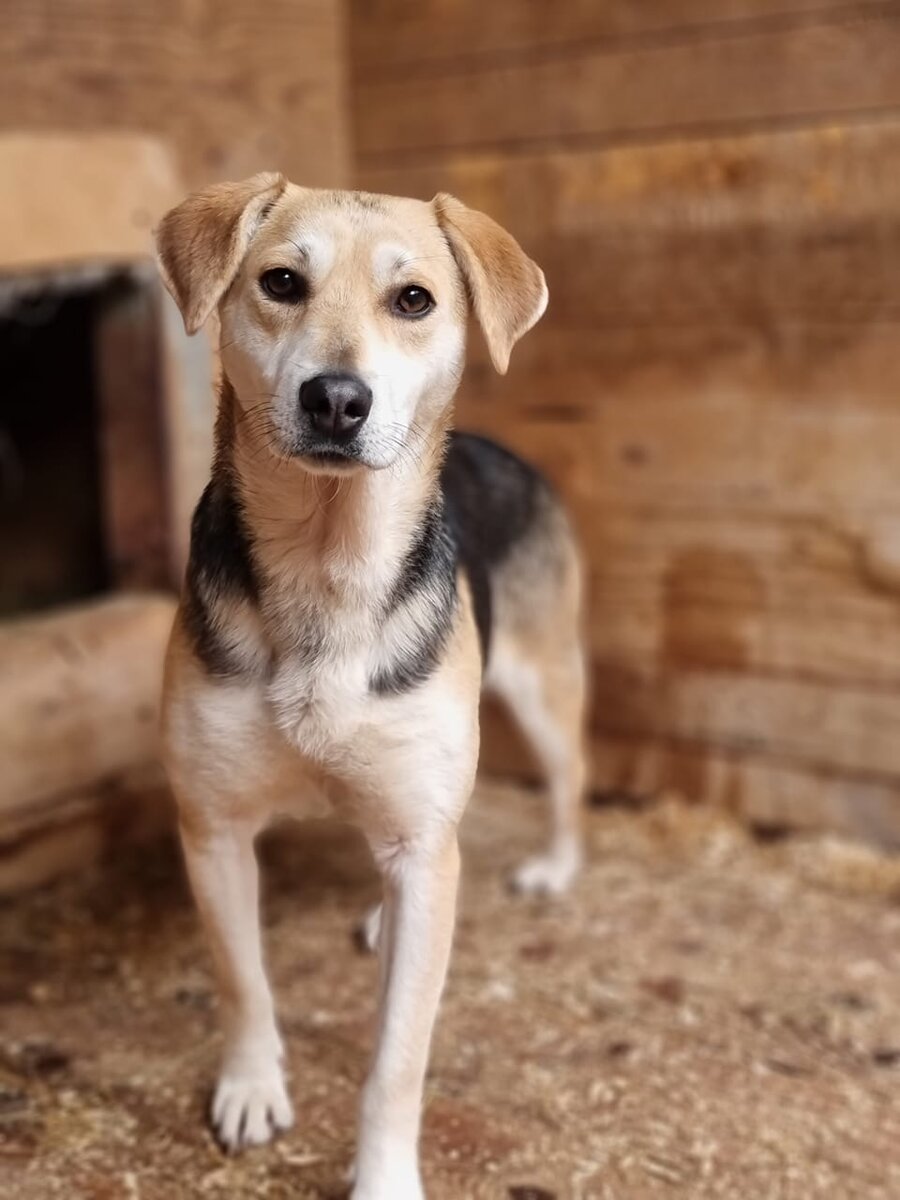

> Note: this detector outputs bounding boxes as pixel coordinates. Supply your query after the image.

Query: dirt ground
[1,780,899,1200]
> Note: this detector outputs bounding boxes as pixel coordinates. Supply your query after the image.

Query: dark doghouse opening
[0,268,170,618]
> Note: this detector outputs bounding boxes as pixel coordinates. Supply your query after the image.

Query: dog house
[0,135,213,890]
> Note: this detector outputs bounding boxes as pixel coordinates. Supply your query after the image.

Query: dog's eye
[394,285,434,317]
[260,268,306,303]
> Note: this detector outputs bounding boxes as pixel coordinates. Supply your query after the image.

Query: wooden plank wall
[350,1,900,839]
[0,0,350,190]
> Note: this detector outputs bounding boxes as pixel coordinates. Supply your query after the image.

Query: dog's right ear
[155,172,287,335]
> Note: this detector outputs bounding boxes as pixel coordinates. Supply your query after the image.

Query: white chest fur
[266,635,372,765]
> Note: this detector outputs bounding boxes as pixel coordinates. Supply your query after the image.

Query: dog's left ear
[156,172,288,335]
[432,193,547,374]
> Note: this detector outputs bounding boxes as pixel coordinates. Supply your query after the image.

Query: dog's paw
[352,903,383,955]
[510,848,581,896]
[211,1065,294,1152]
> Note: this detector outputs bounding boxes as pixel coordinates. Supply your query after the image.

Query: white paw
[511,847,581,896]
[211,1061,293,1152]
[354,903,383,954]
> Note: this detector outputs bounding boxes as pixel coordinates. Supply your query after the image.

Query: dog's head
[156,174,547,473]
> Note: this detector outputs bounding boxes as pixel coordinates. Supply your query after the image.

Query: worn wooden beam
[0,594,175,816]
[0,764,174,894]
[94,275,172,590]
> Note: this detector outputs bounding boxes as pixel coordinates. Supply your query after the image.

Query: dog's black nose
[299,373,373,442]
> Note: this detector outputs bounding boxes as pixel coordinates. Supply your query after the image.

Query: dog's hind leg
[488,637,586,895]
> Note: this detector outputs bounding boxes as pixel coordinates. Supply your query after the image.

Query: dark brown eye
[260,268,306,303]
[394,284,434,317]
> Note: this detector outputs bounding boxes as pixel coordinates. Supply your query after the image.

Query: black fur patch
[369,500,458,696]
[183,472,260,677]
[442,432,547,661]
[369,433,549,693]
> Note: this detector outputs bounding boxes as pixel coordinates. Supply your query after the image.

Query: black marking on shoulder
[369,499,458,696]
[442,431,548,662]
[183,471,260,677]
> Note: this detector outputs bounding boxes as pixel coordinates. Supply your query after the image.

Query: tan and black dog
[155,174,586,1199]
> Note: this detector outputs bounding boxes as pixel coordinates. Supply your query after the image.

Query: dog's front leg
[180,817,294,1151]
[353,829,460,1200]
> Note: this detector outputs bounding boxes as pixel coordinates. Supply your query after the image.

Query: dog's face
[157,175,547,473]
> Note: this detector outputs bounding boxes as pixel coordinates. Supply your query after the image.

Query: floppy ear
[432,193,548,374]
[155,172,287,335]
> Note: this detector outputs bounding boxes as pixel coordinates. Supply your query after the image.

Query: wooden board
[94,275,172,590]
[477,709,900,846]
[351,0,892,73]
[360,120,900,232]
[588,663,900,780]
[0,764,173,894]
[0,134,180,274]
[0,0,349,189]
[0,594,175,815]
[361,121,900,327]
[458,366,900,515]
[356,12,900,160]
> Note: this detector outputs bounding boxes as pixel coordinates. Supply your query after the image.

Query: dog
[155,174,586,1199]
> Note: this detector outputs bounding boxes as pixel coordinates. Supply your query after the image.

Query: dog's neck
[219,376,448,613]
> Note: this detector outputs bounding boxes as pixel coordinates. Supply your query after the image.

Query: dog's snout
[299,373,373,442]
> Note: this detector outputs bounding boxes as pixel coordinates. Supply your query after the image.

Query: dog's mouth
[292,439,372,475]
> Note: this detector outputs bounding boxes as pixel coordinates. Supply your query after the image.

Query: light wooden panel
[479,715,900,845]
[362,123,900,326]
[356,11,900,160]
[0,134,180,273]
[0,0,349,189]
[352,0,892,72]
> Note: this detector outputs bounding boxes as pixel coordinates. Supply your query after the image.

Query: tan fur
[486,503,586,890]
[157,173,287,335]
[154,177,579,1200]
[433,192,548,373]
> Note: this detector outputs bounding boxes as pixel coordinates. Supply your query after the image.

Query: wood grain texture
[0,0,350,190]
[361,122,900,324]
[0,594,175,814]
[356,11,900,160]
[0,764,173,894]
[351,0,893,73]
[478,710,900,845]
[94,277,171,590]
[0,133,180,273]
[360,120,900,229]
